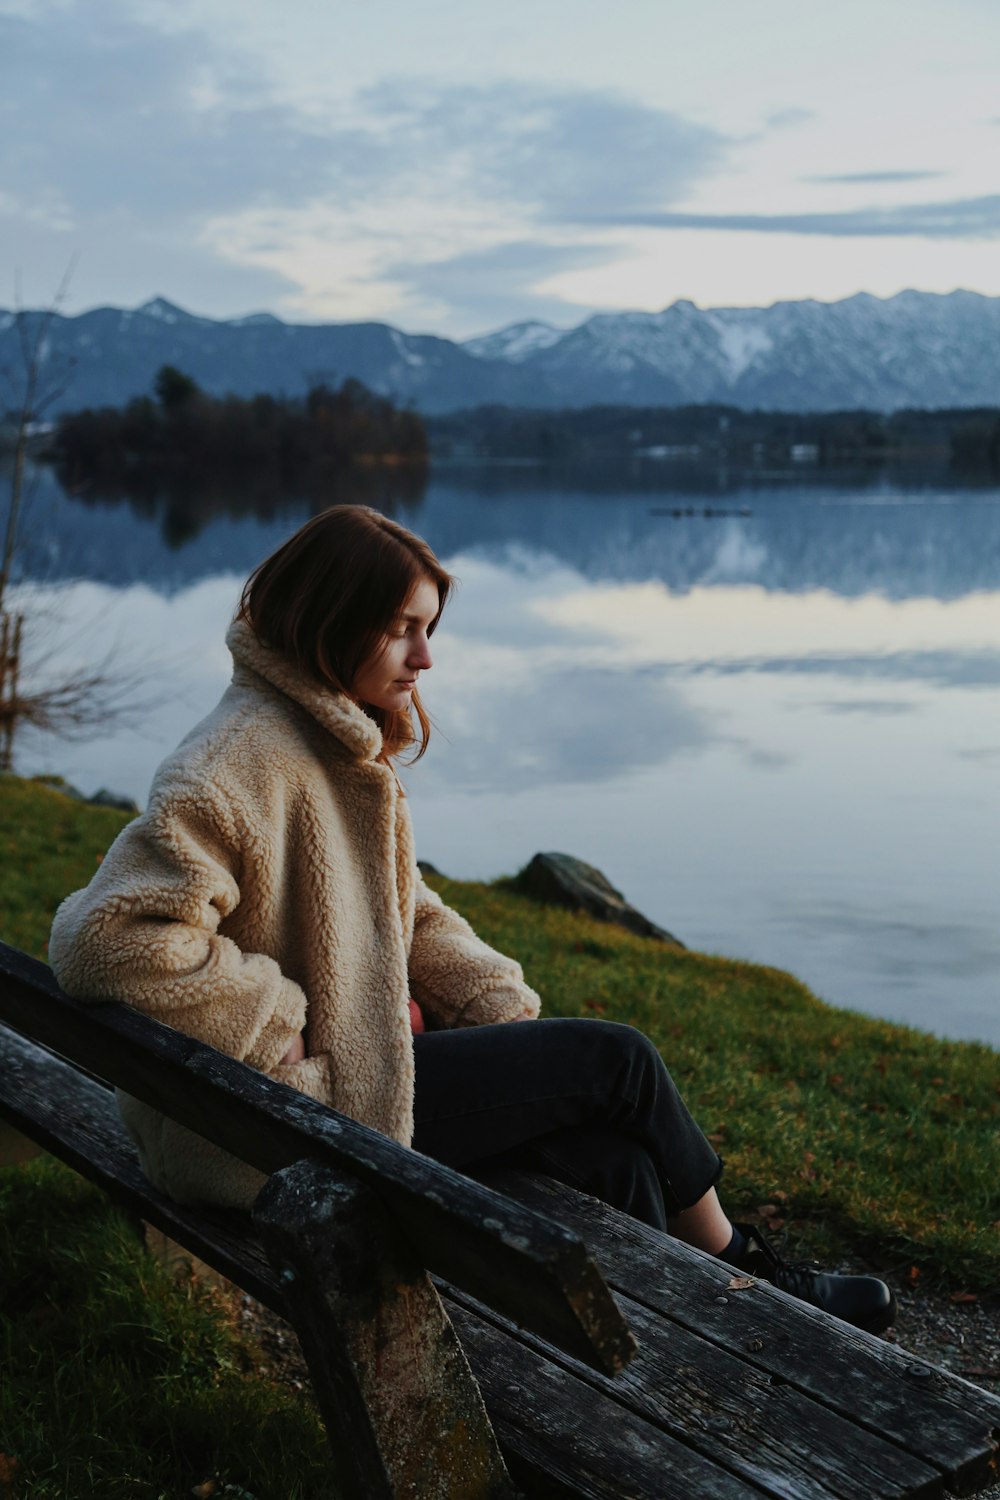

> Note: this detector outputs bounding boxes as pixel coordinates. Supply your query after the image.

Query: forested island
[42,371,1000,523]
[50,367,429,510]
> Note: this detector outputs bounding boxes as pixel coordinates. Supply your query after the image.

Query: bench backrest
[0,939,634,1374]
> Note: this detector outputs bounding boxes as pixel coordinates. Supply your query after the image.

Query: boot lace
[748,1228,826,1297]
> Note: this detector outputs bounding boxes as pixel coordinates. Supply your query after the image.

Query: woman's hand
[280,1032,306,1064]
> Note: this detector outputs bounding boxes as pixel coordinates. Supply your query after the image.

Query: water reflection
[8,461,1000,602]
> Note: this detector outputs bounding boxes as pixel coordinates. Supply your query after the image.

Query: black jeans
[411,1018,722,1231]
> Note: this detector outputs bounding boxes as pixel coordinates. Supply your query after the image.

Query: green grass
[0,1157,330,1500]
[0,773,130,961]
[1,771,998,1494]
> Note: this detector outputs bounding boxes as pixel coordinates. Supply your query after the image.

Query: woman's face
[350,575,439,712]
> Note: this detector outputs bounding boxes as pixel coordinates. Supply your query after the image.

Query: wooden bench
[1,937,998,1499]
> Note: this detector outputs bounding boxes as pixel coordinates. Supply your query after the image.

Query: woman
[49,505,894,1333]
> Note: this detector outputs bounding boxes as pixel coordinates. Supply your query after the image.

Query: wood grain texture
[444,1281,943,1500]
[474,1167,1000,1496]
[254,1160,518,1499]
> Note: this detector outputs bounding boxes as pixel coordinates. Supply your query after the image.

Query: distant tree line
[427,403,1000,476]
[49,368,429,517]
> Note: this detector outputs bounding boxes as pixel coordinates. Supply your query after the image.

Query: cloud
[355,78,728,224]
[773,899,1000,983]
[199,74,727,327]
[683,648,1000,689]
[384,239,622,334]
[579,194,1000,239]
[807,697,918,715]
[765,107,815,129]
[423,661,713,793]
[0,0,338,308]
[804,171,948,184]
[0,4,340,221]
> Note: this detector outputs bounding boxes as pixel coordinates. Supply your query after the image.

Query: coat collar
[226,618,383,761]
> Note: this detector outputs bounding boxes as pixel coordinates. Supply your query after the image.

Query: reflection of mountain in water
[7,461,1000,601]
[423,480,1000,600]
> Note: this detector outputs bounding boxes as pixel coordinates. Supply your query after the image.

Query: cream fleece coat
[48,619,540,1209]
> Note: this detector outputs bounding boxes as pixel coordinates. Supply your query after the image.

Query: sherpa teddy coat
[48,617,541,1209]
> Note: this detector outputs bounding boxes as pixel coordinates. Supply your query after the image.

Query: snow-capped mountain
[467,290,1000,411]
[2,289,998,416]
[462,320,567,364]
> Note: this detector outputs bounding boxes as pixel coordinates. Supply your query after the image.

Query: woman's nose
[410,636,433,671]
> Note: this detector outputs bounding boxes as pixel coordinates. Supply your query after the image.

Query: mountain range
[3,288,999,417]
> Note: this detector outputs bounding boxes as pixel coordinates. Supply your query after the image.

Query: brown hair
[237,505,456,763]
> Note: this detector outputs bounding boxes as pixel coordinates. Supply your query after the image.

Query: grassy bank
[0,1157,330,1500]
[1,772,998,1495]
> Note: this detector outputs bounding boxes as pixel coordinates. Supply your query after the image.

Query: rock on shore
[514,852,685,947]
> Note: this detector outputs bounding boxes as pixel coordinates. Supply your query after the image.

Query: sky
[3,0,1000,339]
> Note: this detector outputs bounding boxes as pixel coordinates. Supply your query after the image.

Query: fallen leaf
[949,1291,978,1304]
[907,1265,921,1284]
[756,1203,779,1218]
[191,1482,219,1499]
[767,1217,785,1231]
[728,1275,756,1291]
[829,1074,844,1087]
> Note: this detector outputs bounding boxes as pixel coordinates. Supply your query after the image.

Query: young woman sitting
[49,505,895,1334]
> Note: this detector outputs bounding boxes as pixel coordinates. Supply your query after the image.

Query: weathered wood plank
[0,944,634,1374]
[475,1168,1000,1496]
[0,1028,284,1309]
[450,1301,777,1500]
[254,1159,518,1500]
[444,1281,942,1500]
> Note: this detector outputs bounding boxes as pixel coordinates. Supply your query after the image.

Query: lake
[7,461,999,1048]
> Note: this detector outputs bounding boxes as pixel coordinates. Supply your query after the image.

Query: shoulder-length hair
[237,505,456,764]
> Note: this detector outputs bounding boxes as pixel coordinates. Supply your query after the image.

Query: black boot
[729,1223,896,1334]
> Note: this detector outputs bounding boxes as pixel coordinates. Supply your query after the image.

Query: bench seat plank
[477,1168,1000,1497]
[444,1283,942,1500]
[0,943,633,1374]
[449,1304,778,1500]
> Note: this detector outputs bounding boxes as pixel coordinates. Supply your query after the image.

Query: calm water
[7,464,1000,1047]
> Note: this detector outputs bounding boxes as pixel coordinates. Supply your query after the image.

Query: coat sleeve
[407,872,541,1028]
[47,777,306,1073]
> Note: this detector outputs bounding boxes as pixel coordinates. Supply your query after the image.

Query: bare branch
[33,357,79,418]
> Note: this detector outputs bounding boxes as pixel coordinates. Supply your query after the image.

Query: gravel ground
[231,1263,1000,1497]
